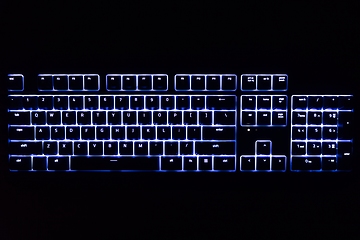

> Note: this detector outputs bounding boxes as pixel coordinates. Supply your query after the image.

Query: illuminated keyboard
[6,73,354,172]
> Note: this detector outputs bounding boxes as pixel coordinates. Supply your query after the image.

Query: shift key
[9,142,42,155]
[203,127,235,140]
[195,142,235,155]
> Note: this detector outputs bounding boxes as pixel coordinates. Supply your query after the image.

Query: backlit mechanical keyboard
[6,73,354,172]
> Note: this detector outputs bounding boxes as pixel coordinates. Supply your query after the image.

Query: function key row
[38,74,100,91]
[292,95,353,110]
[107,74,168,91]
[241,74,288,91]
[175,74,237,91]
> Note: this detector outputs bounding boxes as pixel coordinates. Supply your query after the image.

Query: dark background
[1,1,360,239]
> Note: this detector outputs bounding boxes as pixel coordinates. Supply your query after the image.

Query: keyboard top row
[7,74,288,91]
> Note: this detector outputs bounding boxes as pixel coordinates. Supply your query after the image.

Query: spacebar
[71,156,160,170]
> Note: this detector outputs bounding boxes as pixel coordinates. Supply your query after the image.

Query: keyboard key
[108,111,122,125]
[203,127,235,140]
[191,96,205,109]
[73,141,88,155]
[191,75,205,90]
[176,96,190,109]
[214,111,235,125]
[338,112,353,139]
[184,111,197,125]
[153,75,168,90]
[272,75,287,90]
[7,74,24,91]
[199,157,212,170]
[308,96,323,109]
[119,141,133,155]
[272,111,286,125]
[165,142,178,155]
[207,96,236,110]
[323,112,338,125]
[123,111,136,125]
[241,156,255,170]
[180,141,193,155]
[153,111,167,125]
[241,96,256,110]
[157,127,171,140]
[242,111,256,125]
[36,126,50,140]
[47,111,61,125]
[130,96,144,110]
[48,157,69,170]
[62,111,76,125]
[32,111,46,125]
[160,96,174,109]
[33,157,47,170]
[89,141,103,155]
[168,111,182,125]
[8,96,23,110]
[142,127,155,140]
[51,127,66,140]
[9,142,42,155]
[122,75,136,90]
[44,141,58,155]
[137,111,151,125]
[292,96,307,109]
[53,96,68,110]
[92,111,106,125]
[9,111,30,125]
[175,75,190,90]
[146,96,159,109]
[115,96,129,109]
[107,75,121,90]
[241,75,256,90]
[214,157,235,170]
[292,157,321,171]
[161,157,182,170]
[172,127,186,140]
[38,96,53,109]
[206,75,220,90]
[324,96,338,109]
[256,141,271,155]
[69,75,84,90]
[323,142,337,155]
[96,127,110,140]
[292,142,306,155]
[257,96,271,109]
[199,111,212,125]
[271,156,286,171]
[221,75,236,90]
[272,96,287,110]
[71,156,159,170]
[53,75,68,90]
[184,157,197,170]
[307,142,321,155]
[77,111,91,125]
[9,157,31,170]
[38,75,53,90]
[322,157,337,170]
[100,96,114,110]
[127,127,140,140]
[138,75,152,90]
[84,75,99,90]
[292,127,306,140]
[134,141,148,155]
[187,127,201,140]
[69,96,83,110]
[257,75,272,90]
[339,96,353,110]
[84,96,98,110]
[307,127,322,140]
[256,157,270,170]
[66,127,80,140]
[308,111,322,125]
[111,127,125,140]
[104,141,119,155]
[323,127,337,140]
[195,142,235,155]
[257,112,271,125]
[9,126,34,140]
[292,111,306,125]
[23,96,38,110]
[337,142,352,170]
[150,142,163,155]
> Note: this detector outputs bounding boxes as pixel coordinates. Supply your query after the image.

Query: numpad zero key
[6,73,354,172]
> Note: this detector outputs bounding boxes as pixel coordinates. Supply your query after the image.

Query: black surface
[1,1,360,239]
